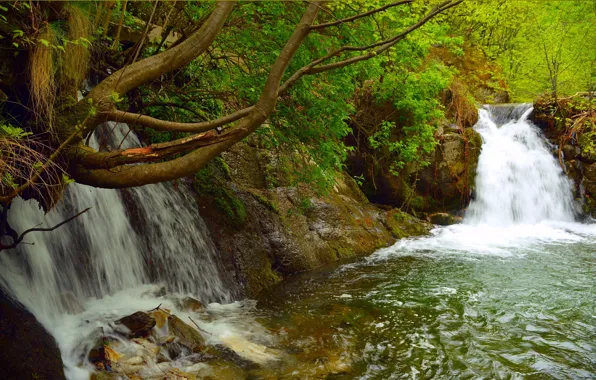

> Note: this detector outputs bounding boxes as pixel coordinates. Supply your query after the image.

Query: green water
[258,225,596,379]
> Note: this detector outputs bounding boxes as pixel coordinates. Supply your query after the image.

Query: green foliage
[448,0,596,100]
[193,157,247,225]
[0,124,32,139]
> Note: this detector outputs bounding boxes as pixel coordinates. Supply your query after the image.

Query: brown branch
[0,208,91,251]
[311,0,413,30]
[75,128,246,170]
[71,2,323,189]
[280,0,462,93]
[104,107,253,133]
[85,1,237,135]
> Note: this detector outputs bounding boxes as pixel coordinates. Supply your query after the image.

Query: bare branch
[0,208,91,251]
[280,0,462,92]
[311,0,413,30]
[104,107,253,133]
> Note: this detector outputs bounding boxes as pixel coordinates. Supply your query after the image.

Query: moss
[245,260,282,296]
[579,132,596,162]
[385,209,432,239]
[193,158,246,226]
[248,190,280,214]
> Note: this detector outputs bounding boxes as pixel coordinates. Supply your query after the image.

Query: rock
[177,297,206,313]
[167,315,206,352]
[384,209,433,238]
[427,212,463,226]
[0,289,66,379]
[197,145,401,297]
[116,311,156,338]
[87,333,121,369]
[150,309,169,329]
[416,129,483,212]
[205,344,260,370]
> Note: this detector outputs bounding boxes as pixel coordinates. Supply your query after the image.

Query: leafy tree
[0,0,463,249]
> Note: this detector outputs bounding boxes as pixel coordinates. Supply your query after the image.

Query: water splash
[466,104,578,225]
[372,104,592,259]
[0,122,236,378]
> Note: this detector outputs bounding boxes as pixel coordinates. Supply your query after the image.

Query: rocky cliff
[531,94,596,216]
[192,140,433,297]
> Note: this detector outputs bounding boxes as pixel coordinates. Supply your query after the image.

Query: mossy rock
[384,209,432,239]
[427,212,463,226]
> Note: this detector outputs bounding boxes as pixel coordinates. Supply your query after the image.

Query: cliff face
[531,95,596,216]
[193,141,433,297]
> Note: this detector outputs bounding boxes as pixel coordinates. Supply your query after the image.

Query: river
[255,105,595,378]
[2,105,595,379]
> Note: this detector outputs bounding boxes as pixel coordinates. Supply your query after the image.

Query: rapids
[1,104,595,379]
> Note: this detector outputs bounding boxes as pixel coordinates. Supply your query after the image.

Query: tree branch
[0,208,91,251]
[104,107,253,133]
[311,0,413,30]
[74,128,246,170]
[85,1,237,135]
[71,2,323,188]
[279,0,462,93]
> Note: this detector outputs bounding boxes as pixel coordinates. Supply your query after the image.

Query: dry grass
[0,136,65,209]
[29,23,57,126]
[63,5,91,95]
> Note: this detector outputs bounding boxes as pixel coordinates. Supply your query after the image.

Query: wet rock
[384,209,433,238]
[150,309,169,329]
[167,315,206,352]
[0,289,66,379]
[116,311,156,338]
[427,212,463,226]
[177,296,206,313]
[416,129,483,212]
[205,344,260,370]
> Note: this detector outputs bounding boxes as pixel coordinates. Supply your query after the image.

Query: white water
[466,104,577,225]
[0,122,259,378]
[373,104,596,259]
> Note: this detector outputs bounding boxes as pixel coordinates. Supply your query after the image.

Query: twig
[188,316,210,336]
[0,207,91,251]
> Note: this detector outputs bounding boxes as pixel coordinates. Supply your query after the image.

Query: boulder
[167,315,206,353]
[416,129,483,212]
[427,212,463,226]
[0,289,66,379]
[116,311,156,338]
[176,297,205,313]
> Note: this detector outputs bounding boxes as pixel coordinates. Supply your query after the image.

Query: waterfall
[0,122,233,324]
[465,104,578,226]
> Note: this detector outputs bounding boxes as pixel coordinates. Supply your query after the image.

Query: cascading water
[465,104,578,225]
[258,105,596,378]
[379,104,587,256]
[0,122,245,378]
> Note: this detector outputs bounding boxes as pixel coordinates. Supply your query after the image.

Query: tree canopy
[0,0,595,248]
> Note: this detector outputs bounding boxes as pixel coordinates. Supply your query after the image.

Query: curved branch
[72,2,323,189]
[0,208,91,251]
[86,1,237,132]
[311,0,413,30]
[74,128,246,170]
[104,107,253,133]
[279,0,462,92]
